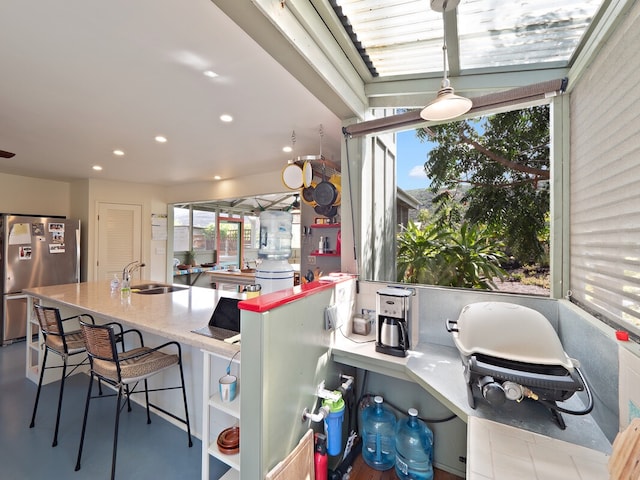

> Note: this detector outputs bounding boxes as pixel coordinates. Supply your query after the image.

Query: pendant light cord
[441,1,449,86]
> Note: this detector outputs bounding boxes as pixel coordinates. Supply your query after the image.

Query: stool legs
[29,348,48,430]
[178,360,193,447]
[110,385,123,480]
[51,357,68,447]
[29,348,67,447]
[75,372,94,473]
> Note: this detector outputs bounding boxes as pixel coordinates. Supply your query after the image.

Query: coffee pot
[379,317,407,348]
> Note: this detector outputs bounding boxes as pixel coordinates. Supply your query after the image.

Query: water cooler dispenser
[255,211,294,294]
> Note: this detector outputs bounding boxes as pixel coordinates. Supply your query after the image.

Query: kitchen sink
[131,283,188,294]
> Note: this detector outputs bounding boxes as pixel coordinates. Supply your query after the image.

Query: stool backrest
[33,304,64,336]
[79,322,123,383]
[79,322,119,363]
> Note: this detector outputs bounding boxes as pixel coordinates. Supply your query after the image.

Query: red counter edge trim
[238,276,354,313]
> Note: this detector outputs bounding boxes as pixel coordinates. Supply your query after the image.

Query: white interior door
[97,203,142,281]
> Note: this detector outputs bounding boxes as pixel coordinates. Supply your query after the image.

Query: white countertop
[332,332,612,479]
[24,280,241,356]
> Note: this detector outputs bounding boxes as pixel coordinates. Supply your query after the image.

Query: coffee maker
[375,288,412,357]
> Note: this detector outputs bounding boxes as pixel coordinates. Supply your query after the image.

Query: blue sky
[396,129,436,190]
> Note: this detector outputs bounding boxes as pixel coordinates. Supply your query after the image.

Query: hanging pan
[329,173,341,206]
[301,181,317,206]
[314,204,338,218]
[313,162,338,206]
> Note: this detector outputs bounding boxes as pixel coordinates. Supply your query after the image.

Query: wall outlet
[361,308,375,318]
[307,255,316,265]
[324,305,338,330]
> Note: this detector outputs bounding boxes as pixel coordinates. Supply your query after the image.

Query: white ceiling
[0,0,614,189]
[0,0,344,186]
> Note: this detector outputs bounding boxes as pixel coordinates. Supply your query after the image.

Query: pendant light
[420,0,472,122]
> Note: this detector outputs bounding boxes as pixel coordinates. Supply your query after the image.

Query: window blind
[569,2,640,335]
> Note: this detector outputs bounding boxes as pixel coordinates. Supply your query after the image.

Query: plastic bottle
[394,408,434,480]
[314,432,328,480]
[120,276,131,297]
[110,274,120,292]
[361,395,396,471]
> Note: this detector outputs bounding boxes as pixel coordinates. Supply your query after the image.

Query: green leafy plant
[397,221,506,289]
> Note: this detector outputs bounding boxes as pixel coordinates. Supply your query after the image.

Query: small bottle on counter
[110,274,120,293]
[120,277,131,298]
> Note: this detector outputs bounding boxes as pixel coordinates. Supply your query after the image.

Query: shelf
[220,468,240,480]
[208,441,240,471]
[202,349,241,479]
[310,252,340,257]
[209,392,241,418]
[310,223,340,228]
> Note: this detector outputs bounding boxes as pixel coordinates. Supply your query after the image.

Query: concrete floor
[0,340,229,479]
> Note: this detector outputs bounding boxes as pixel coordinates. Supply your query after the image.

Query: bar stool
[75,321,192,480]
[29,304,97,447]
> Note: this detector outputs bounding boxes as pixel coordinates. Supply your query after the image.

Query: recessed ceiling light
[213,175,222,180]
[155,135,167,143]
[203,70,219,78]
[220,114,233,123]
[283,146,292,153]
[113,149,125,156]
[93,165,103,171]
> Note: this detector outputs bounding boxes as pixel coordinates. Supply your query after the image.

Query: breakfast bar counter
[24,280,241,355]
[23,280,243,446]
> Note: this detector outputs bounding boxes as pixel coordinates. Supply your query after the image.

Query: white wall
[0,173,71,217]
[164,169,284,205]
[82,178,167,281]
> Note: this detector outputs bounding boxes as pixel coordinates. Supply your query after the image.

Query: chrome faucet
[122,261,145,282]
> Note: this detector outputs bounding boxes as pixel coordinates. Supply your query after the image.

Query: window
[390,105,552,296]
[173,206,216,253]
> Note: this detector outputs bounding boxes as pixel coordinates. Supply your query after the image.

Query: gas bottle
[361,395,396,471]
[394,408,433,480]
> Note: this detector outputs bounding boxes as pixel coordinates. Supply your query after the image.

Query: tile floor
[0,340,230,479]
[467,417,610,480]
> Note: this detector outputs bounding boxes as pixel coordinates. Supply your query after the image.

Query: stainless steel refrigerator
[1,214,80,345]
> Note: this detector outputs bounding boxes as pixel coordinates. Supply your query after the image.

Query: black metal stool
[29,304,97,447]
[75,320,192,480]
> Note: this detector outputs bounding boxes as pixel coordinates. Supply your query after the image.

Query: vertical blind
[569,1,640,336]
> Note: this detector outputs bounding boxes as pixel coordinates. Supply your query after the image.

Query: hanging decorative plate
[281,164,303,190]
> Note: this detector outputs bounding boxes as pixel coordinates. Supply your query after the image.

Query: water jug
[395,408,434,480]
[258,211,292,260]
[361,395,396,471]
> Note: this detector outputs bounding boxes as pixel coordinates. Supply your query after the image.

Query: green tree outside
[417,105,550,265]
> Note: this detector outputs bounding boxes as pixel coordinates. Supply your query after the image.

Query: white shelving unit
[25,295,42,384]
[202,349,241,480]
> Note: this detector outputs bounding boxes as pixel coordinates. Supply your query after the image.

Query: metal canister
[245,284,261,299]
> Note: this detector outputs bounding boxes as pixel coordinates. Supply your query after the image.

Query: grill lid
[452,302,574,371]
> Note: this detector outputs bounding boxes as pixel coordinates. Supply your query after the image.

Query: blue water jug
[361,396,396,471]
[395,408,434,480]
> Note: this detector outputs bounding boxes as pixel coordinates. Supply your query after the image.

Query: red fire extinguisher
[314,432,328,480]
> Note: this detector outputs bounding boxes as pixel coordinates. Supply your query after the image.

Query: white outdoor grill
[446,302,593,429]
